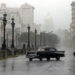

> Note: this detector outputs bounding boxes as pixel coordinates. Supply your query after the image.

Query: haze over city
[0,0,75,75]
[0,0,75,30]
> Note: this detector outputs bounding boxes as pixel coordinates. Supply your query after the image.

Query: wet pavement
[0,47,75,75]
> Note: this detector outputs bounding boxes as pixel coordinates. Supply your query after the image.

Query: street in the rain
[0,0,75,75]
[0,47,74,75]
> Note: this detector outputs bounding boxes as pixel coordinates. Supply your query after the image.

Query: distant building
[71,2,75,39]
[0,3,41,47]
[34,24,41,34]
[70,2,75,47]
[0,3,40,33]
[42,14,54,33]
[20,3,35,32]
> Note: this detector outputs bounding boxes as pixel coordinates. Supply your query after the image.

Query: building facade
[20,3,34,32]
[70,2,75,47]
[42,14,54,33]
[0,3,40,33]
[0,3,41,47]
[71,2,75,38]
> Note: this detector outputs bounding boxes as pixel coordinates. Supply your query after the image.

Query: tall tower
[71,2,75,39]
[1,3,6,9]
[43,14,54,33]
[20,3,34,32]
[70,2,75,48]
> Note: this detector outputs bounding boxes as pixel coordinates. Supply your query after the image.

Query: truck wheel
[39,58,42,61]
[47,58,50,61]
[29,58,32,61]
[56,57,60,61]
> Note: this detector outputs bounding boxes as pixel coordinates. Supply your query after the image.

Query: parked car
[73,51,75,55]
[26,47,65,61]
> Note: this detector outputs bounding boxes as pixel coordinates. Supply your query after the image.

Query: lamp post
[35,29,37,48]
[43,32,46,46]
[2,13,7,49]
[11,18,15,48]
[7,33,8,48]
[16,34,17,48]
[40,32,42,47]
[27,25,30,50]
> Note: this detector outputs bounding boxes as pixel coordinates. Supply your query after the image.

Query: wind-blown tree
[40,32,59,47]
[47,33,59,47]
[18,32,28,43]
[18,32,59,48]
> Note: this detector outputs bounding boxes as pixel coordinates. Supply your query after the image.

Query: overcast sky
[0,0,75,30]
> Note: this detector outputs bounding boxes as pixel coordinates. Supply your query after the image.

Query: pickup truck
[26,47,65,61]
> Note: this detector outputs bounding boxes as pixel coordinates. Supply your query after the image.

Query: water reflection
[0,48,74,75]
[1,60,7,72]
[0,58,16,72]
[67,56,75,75]
[25,59,65,72]
[11,59,15,71]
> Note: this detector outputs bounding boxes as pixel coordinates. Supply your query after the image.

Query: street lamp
[11,18,15,48]
[35,29,37,48]
[40,32,42,47]
[2,13,7,49]
[27,25,30,50]
[43,32,46,46]
[16,34,18,48]
[7,33,8,48]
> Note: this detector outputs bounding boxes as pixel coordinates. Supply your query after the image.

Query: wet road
[0,47,75,75]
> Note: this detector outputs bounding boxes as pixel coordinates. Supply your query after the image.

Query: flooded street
[0,47,75,75]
